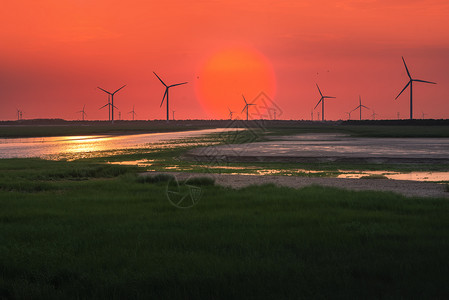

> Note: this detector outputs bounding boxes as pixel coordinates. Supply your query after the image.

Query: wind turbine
[228,107,234,120]
[311,110,313,121]
[16,109,22,121]
[172,110,175,121]
[128,105,137,121]
[395,56,436,120]
[313,84,336,121]
[77,104,87,121]
[97,85,126,123]
[153,72,188,122]
[421,111,427,119]
[345,111,352,120]
[351,96,370,120]
[371,111,378,120]
[99,94,118,121]
[241,94,255,121]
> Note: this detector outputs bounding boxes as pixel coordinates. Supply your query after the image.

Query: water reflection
[0,129,233,160]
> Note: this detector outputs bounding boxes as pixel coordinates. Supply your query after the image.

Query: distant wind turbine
[128,105,137,121]
[241,94,255,121]
[153,72,188,122]
[77,105,87,121]
[228,107,234,120]
[311,110,313,121]
[16,108,22,121]
[371,111,378,120]
[351,96,370,120]
[172,110,175,121]
[99,94,118,121]
[421,111,427,119]
[313,84,336,121]
[345,111,352,120]
[97,85,126,123]
[395,56,436,120]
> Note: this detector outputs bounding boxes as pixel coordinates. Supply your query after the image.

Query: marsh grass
[1,159,449,298]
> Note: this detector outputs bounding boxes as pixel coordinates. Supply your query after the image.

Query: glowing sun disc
[195,47,276,119]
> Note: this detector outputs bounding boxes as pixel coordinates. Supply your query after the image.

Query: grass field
[1,158,449,299]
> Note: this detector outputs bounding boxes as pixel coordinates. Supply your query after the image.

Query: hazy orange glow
[1,1,449,120]
[196,47,276,117]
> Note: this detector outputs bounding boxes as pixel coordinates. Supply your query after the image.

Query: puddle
[337,170,449,182]
[109,159,154,167]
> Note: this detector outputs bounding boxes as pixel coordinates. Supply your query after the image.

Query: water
[0,128,232,159]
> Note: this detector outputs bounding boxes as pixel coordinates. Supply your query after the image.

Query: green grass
[1,159,449,298]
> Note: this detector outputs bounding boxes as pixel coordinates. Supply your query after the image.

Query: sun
[195,47,276,119]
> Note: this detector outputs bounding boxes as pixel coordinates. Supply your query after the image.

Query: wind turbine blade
[242,94,248,105]
[153,72,167,87]
[241,105,247,113]
[169,82,188,88]
[160,89,168,107]
[324,96,336,99]
[414,79,437,84]
[402,56,411,79]
[112,105,118,109]
[97,87,111,95]
[395,81,411,99]
[350,107,359,112]
[99,104,108,110]
[314,98,322,110]
[361,105,369,109]
[316,84,323,97]
[113,84,127,94]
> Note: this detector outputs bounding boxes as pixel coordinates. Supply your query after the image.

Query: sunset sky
[1,0,448,121]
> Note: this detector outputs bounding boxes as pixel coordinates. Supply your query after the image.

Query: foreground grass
[1,159,449,299]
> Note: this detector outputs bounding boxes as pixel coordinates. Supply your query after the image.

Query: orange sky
[1,0,449,121]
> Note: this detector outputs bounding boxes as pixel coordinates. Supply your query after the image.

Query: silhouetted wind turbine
[172,110,175,121]
[99,94,118,121]
[345,111,352,120]
[228,107,234,120]
[313,84,336,121]
[395,56,436,120]
[351,96,370,120]
[153,72,188,122]
[241,94,255,121]
[77,105,87,121]
[16,108,22,121]
[371,111,378,120]
[97,85,126,123]
[421,111,427,119]
[128,105,137,121]
[311,110,313,121]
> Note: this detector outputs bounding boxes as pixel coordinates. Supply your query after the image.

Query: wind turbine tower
[241,94,255,121]
[128,105,137,121]
[313,84,336,121]
[77,105,87,121]
[395,56,436,120]
[351,96,370,120]
[97,85,126,123]
[153,72,188,122]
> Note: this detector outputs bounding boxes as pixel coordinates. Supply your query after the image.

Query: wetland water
[0,128,230,159]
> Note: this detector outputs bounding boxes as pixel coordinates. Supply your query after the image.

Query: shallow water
[0,128,232,159]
